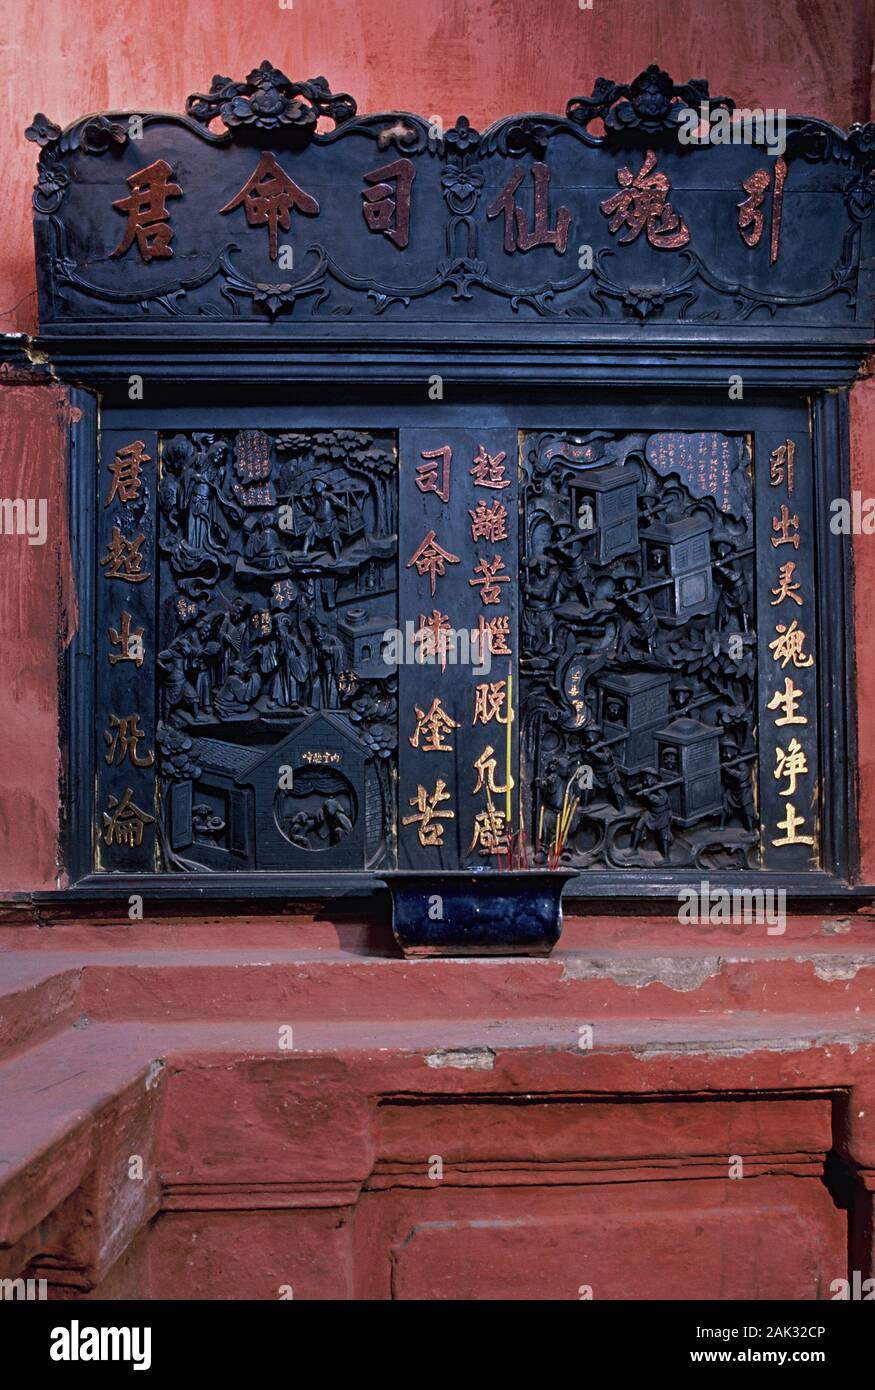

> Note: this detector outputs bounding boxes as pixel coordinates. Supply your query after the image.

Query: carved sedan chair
[2,64,875,1300]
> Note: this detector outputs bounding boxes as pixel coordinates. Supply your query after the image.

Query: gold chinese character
[469,446,511,490]
[409,697,460,752]
[770,561,803,607]
[100,527,150,583]
[737,159,787,264]
[486,162,570,254]
[402,779,455,847]
[774,737,808,797]
[105,440,150,507]
[413,610,456,671]
[111,159,182,262]
[470,807,510,856]
[473,680,514,727]
[361,157,415,248]
[771,504,800,549]
[219,151,319,261]
[771,802,815,848]
[468,554,510,605]
[600,149,690,249]
[769,439,796,495]
[416,446,451,503]
[103,713,154,768]
[102,788,155,849]
[469,499,508,544]
[766,678,808,726]
[472,745,514,797]
[768,620,813,670]
[737,168,770,248]
[108,611,144,667]
[406,530,461,596]
[476,614,512,658]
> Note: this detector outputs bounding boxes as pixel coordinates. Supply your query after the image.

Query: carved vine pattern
[27,64,875,322]
[520,429,758,871]
[155,427,398,873]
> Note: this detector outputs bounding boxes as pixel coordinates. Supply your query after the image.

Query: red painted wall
[0,0,872,890]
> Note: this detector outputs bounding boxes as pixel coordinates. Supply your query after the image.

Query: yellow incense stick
[505,662,513,825]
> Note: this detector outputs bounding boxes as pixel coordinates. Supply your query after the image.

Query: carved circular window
[273,766,358,852]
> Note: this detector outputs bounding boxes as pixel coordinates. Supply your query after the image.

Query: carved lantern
[571,464,639,564]
[641,517,714,625]
[654,717,723,826]
[597,671,672,772]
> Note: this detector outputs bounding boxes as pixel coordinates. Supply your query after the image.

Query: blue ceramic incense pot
[381,869,577,957]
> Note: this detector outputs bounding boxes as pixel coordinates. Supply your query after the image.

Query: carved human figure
[218,598,252,683]
[619,578,659,659]
[661,746,679,776]
[671,679,695,713]
[192,802,226,845]
[548,524,594,608]
[188,618,223,714]
[268,611,310,708]
[314,796,354,845]
[182,453,240,554]
[311,624,348,709]
[287,810,316,849]
[301,478,346,560]
[584,733,624,811]
[212,659,261,720]
[157,635,200,723]
[534,758,570,849]
[630,773,674,857]
[203,439,230,487]
[713,543,750,632]
[160,434,194,532]
[244,515,286,571]
[721,749,756,830]
[522,555,559,653]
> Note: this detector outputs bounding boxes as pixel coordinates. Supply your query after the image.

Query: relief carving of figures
[521,428,758,871]
[156,427,397,872]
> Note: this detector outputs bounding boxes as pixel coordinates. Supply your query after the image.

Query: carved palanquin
[28,63,873,902]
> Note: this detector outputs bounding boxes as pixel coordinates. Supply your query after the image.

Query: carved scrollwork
[185,61,357,145]
[566,65,734,141]
[156,427,397,872]
[28,66,875,328]
[520,428,758,871]
[26,112,128,212]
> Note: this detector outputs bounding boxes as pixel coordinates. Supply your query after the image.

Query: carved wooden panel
[27,64,875,341]
[95,427,398,875]
[87,413,831,885]
[519,426,819,871]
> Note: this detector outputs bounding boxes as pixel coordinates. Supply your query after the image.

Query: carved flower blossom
[623,286,666,319]
[441,163,484,212]
[79,115,127,153]
[36,165,68,199]
[845,174,875,221]
[848,122,875,164]
[444,116,480,154]
[252,282,298,316]
[25,112,61,146]
[505,118,551,156]
[624,66,675,126]
[223,62,315,134]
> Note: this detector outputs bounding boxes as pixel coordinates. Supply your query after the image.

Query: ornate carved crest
[185,61,357,145]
